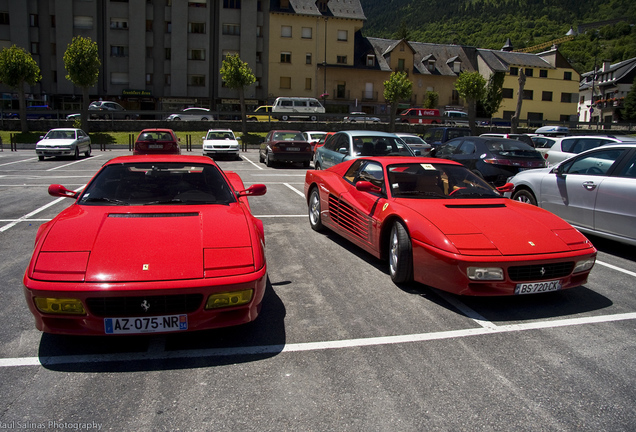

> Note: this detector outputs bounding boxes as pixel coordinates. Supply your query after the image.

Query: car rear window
[486,140,540,158]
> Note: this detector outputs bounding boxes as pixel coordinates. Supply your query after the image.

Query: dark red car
[134,128,181,155]
[259,130,312,167]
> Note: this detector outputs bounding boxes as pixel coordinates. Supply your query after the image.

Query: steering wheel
[586,166,604,175]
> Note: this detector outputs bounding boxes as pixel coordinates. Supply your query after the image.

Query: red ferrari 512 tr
[304,157,597,296]
[23,155,267,335]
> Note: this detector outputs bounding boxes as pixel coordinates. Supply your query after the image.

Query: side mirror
[414,149,421,156]
[237,184,267,198]
[338,147,348,154]
[496,183,515,194]
[48,184,79,199]
[355,181,382,193]
[236,136,241,140]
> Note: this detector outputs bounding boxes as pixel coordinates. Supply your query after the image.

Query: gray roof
[269,0,366,20]
[580,57,636,85]
[477,49,555,72]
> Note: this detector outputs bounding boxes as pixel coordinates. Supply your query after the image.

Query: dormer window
[447,56,462,74]
[366,54,375,67]
[315,0,328,12]
[422,54,436,72]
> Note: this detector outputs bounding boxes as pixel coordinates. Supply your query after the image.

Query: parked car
[480,133,534,147]
[167,107,213,121]
[304,157,596,294]
[534,125,569,137]
[434,136,545,186]
[442,110,469,126]
[344,112,381,123]
[202,129,240,159]
[23,155,268,335]
[397,108,440,124]
[530,135,558,157]
[271,97,325,121]
[422,127,470,147]
[35,128,91,161]
[302,131,327,151]
[545,135,636,166]
[508,143,636,246]
[395,133,432,156]
[259,130,313,167]
[88,100,138,120]
[248,105,277,122]
[4,105,55,120]
[134,129,181,155]
[314,130,414,170]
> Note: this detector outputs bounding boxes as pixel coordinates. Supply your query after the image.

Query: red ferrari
[23,155,268,335]
[304,157,597,296]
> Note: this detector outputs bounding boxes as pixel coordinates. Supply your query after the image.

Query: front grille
[86,294,203,317]
[508,262,574,282]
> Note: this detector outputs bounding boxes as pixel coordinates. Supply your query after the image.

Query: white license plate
[286,147,300,151]
[104,315,188,334]
[149,144,163,149]
[515,280,562,295]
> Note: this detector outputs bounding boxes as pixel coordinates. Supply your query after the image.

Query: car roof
[105,155,216,166]
[337,130,399,137]
[139,128,175,133]
[271,130,303,133]
[206,128,232,132]
[49,128,79,132]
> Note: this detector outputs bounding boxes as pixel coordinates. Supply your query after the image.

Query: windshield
[46,130,76,140]
[399,136,426,145]
[485,140,540,158]
[354,136,413,156]
[206,131,235,140]
[272,132,305,141]
[387,163,501,199]
[79,162,236,206]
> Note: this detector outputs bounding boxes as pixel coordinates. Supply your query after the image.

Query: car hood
[35,204,253,282]
[401,198,591,256]
[36,139,76,147]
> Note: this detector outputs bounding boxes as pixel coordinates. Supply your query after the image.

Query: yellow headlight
[34,297,86,315]
[205,290,253,310]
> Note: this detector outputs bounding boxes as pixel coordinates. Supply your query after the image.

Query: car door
[539,147,626,230]
[321,133,349,169]
[449,139,478,172]
[593,149,636,240]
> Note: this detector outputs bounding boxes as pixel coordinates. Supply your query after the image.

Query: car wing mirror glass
[355,181,382,193]
[338,147,348,154]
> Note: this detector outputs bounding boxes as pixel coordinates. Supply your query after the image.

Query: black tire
[310,115,317,121]
[389,221,413,284]
[38,155,44,161]
[265,152,272,167]
[308,188,324,232]
[202,117,209,121]
[303,160,310,168]
[85,145,91,158]
[104,114,111,120]
[173,117,181,121]
[314,162,321,170]
[281,115,289,121]
[259,151,265,163]
[512,189,537,206]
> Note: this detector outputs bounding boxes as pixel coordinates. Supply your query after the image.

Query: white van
[272,97,325,121]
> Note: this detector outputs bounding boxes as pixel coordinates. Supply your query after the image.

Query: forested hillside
[360,0,636,73]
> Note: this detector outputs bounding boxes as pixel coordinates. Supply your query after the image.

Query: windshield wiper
[81,197,129,205]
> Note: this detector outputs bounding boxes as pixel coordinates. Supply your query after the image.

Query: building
[578,57,636,124]
[0,0,267,113]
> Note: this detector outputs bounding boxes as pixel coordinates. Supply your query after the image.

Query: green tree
[478,71,505,119]
[63,36,100,132]
[0,45,42,133]
[423,91,439,109]
[454,71,486,134]
[220,54,256,141]
[383,71,413,132]
[622,80,636,121]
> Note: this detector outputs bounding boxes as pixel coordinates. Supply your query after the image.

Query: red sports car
[23,155,268,335]
[134,128,181,155]
[304,157,597,296]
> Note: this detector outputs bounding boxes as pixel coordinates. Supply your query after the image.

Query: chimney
[602,60,611,72]
[501,38,513,52]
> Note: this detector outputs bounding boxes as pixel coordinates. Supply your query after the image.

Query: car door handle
[582,181,597,191]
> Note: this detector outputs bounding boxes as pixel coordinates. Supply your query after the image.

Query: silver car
[544,135,636,166]
[36,128,91,160]
[508,143,636,246]
[396,133,432,156]
[167,107,213,121]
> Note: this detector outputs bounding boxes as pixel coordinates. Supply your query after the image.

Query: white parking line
[596,260,636,278]
[284,183,305,198]
[241,154,264,170]
[47,154,103,171]
[0,157,38,166]
[1,312,635,368]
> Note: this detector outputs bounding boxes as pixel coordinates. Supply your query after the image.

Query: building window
[223,0,241,8]
[146,47,153,58]
[146,20,153,32]
[111,72,129,85]
[302,27,312,39]
[337,55,347,65]
[397,58,405,71]
[222,24,240,35]
[281,25,292,38]
[453,61,461,73]
[110,18,128,29]
[451,90,460,105]
[280,77,291,89]
[366,55,375,67]
[509,67,518,76]
[305,78,312,90]
[30,14,39,27]
[165,74,171,85]
[165,48,171,60]
[502,88,513,98]
[542,91,552,101]
[30,43,39,55]
[560,114,571,122]
[74,16,94,29]
[540,69,548,78]
[522,89,533,100]
[306,53,312,64]
[256,52,262,63]
[189,22,206,34]
[50,15,56,28]
[280,52,291,63]
[525,68,533,77]
[337,30,348,41]
[189,0,207,7]
[51,43,56,55]
[256,26,262,37]
[427,60,435,72]
[52,70,57,83]
[110,46,128,57]
[188,49,206,61]
[0,12,10,25]
[146,74,153,85]
[561,93,573,103]
[165,21,172,33]
[189,75,205,86]
[564,71,572,80]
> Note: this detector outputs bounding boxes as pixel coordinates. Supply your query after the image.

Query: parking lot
[1,148,635,431]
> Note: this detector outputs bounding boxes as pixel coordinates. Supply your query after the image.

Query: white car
[302,131,327,151]
[167,107,214,121]
[507,143,636,246]
[35,128,91,161]
[544,135,636,166]
[202,129,240,159]
[395,133,432,156]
